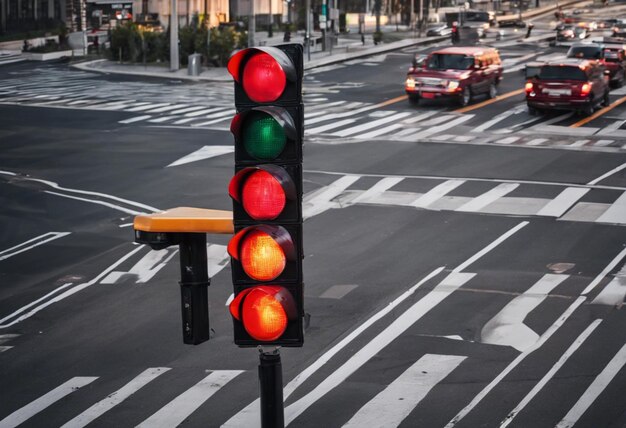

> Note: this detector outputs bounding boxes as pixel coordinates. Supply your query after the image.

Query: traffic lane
[0,105,233,213]
[0,181,133,312]
[303,135,626,187]
[0,199,529,426]
[291,218,626,427]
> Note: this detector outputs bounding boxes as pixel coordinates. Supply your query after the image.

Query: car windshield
[568,46,601,59]
[539,66,587,80]
[427,54,474,70]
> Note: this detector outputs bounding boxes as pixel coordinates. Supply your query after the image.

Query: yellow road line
[570,95,626,128]
[377,95,408,108]
[454,88,525,113]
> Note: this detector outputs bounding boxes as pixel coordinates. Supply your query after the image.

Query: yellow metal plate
[134,207,234,234]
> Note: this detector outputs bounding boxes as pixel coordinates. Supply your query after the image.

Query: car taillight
[581,82,591,96]
[525,82,534,93]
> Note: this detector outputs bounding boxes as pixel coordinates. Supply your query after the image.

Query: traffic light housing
[227,45,304,347]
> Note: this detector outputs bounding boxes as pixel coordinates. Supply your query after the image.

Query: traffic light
[227,45,304,347]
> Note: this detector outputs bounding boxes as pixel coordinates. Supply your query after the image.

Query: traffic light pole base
[259,347,284,428]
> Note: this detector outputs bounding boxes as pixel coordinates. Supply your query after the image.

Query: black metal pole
[259,349,284,428]
[178,233,210,345]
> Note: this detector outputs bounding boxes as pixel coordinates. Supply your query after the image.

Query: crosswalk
[3,257,625,427]
[2,60,626,151]
[305,172,626,226]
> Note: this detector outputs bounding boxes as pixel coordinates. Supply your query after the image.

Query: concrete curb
[72,35,449,81]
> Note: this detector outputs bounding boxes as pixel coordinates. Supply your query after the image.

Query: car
[556,25,588,42]
[601,44,626,87]
[426,23,452,37]
[523,61,544,79]
[566,43,603,60]
[613,23,626,38]
[526,59,610,116]
[405,46,503,107]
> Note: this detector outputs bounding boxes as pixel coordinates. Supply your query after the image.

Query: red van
[405,46,503,106]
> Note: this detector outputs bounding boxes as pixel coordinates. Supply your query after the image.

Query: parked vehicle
[601,44,626,87]
[566,43,603,60]
[405,46,503,107]
[426,23,452,37]
[556,25,588,42]
[526,59,610,116]
[613,22,626,38]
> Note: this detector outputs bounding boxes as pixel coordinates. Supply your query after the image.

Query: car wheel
[528,105,538,115]
[408,94,420,105]
[583,97,595,116]
[459,87,471,106]
[603,90,610,107]
[488,83,497,99]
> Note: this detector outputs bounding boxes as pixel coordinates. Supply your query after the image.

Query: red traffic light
[229,165,296,221]
[228,225,296,281]
[227,47,297,103]
[229,285,297,341]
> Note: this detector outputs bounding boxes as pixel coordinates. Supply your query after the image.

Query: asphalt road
[1,7,626,427]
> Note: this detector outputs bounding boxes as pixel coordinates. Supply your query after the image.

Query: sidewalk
[72,29,447,82]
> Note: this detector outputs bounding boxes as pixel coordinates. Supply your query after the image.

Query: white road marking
[525,138,548,146]
[0,170,159,212]
[101,248,178,284]
[357,124,405,139]
[303,175,360,219]
[168,105,209,115]
[167,145,234,167]
[351,177,404,204]
[500,319,603,428]
[408,114,474,140]
[555,343,626,428]
[284,272,476,426]
[457,183,519,213]
[595,191,626,224]
[307,119,357,134]
[343,354,467,428]
[137,370,243,428]
[143,103,188,113]
[319,284,359,299]
[481,274,569,351]
[411,180,465,208]
[221,267,446,427]
[588,163,626,185]
[147,115,177,123]
[444,296,586,427]
[119,115,152,124]
[183,107,227,117]
[124,103,170,112]
[594,139,614,147]
[0,377,98,428]
[494,136,520,145]
[571,139,590,147]
[582,246,626,295]
[60,368,171,428]
[0,246,144,329]
[334,113,412,137]
[591,264,626,305]
[537,187,590,217]
[0,283,73,326]
[472,106,525,133]
[44,191,145,216]
[402,110,439,124]
[0,334,19,352]
[0,232,71,261]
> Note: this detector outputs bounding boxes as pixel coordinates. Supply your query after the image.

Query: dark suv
[566,43,603,60]
[526,59,610,115]
[601,44,626,87]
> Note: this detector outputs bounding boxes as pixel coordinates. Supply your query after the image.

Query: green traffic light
[243,111,286,160]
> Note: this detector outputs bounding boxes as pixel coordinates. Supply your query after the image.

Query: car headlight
[406,77,416,89]
[447,80,460,91]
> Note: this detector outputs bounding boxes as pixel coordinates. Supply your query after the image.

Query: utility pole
[170,0,179,71]
[305,0,311,60]
[268,0,272,37]
[249,0,255,47]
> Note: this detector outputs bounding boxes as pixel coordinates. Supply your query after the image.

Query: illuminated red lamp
[229,285,297,341]
[228,225,296,281]
[227,47,297,103]
[229,165,296,221]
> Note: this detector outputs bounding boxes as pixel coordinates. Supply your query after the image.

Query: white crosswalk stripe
[136,370,243,427]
